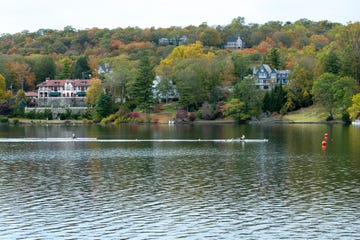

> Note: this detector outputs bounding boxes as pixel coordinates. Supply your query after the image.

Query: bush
[71,112,81,120]
[82,109,93,120]
[127,112,141,119]
[214,101,225,119]
[43,109,53,120]
[199,102,214,120]
[101,114,117,124]
[188,112,196,121]
[0,102,12,116]
[176,109,188,120]
[0,116,9,123]
[326,115,334,121]
[26,110,36,119]
[342,111,351,124]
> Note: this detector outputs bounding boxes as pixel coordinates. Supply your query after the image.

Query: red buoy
[322,140,327,146]
[324,133,329,139]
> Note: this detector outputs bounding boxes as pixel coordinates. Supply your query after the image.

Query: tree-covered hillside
[0,17,359,122]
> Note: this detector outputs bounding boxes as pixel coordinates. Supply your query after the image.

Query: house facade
[158,36,187,46]
[253,64,290,90]
[37,78,91,98]
[152,76,179,103]
[34,78,92,107]
[225,36,244,49]
[97,63,112,76]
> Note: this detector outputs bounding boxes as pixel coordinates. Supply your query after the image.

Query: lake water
[0,123,359,239]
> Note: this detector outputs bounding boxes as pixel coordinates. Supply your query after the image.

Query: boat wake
[0,138,268,143]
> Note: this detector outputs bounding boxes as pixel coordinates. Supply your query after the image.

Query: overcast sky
[0,0,358,34]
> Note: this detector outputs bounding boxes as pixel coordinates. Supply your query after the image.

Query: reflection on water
[0,124,359,239]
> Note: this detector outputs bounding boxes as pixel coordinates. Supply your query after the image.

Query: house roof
[226,36,242,42]
[36,79,91,87]
[227,37,238,42]
[25,91,38,97]
[262,64,273,74]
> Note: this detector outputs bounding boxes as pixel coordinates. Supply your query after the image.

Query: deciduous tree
[347,93,360,120]
[27,55,56,85]
[85,78,103,106]
[222,98,249,122]
[312,73,357,119]
[8,61,35,90]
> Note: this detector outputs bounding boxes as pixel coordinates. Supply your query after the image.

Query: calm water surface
[0,124,359,239]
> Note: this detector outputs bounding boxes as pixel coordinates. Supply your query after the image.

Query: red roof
[36,79,91,87]
[25,91,38,97]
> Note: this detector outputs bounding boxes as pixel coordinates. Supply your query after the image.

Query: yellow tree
[348,93,360,120]
[156,41,215,87]
[0,74,5,98]
[0,74,12,101]
[159,41,213,67]
[88,55,99,78]
[85,78,103,107]
[8,61,35,90]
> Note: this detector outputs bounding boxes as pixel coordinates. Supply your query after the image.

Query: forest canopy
[0,17,359,121]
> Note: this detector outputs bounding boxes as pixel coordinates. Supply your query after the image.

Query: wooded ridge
[0,17,359,123]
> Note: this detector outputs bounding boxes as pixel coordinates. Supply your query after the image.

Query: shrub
[0,116,9,123]
[188,112,196,121]
[43,109,53,120]
[214,101,226,119]
[342,111,351,124]
[26,110,36,119]
[0,102,12,116]
[176,109,188,120]
[71,112,81,120]
[199,102,214,120]
[127,112,141,119]
[82,109,93,120]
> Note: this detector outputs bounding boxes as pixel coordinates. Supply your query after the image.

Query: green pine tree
[130,51,155,114]
[94,93,112,120]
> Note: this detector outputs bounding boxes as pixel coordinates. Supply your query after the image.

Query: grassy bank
[274,105,343,123]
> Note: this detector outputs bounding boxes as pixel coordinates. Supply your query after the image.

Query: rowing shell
[0,138,268,143]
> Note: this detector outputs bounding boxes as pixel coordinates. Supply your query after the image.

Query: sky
[0,0,358,34]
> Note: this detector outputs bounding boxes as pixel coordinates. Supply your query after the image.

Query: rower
[240,134,245,140]
[72,132,76,139]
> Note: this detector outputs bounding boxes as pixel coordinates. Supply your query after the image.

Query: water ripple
[0,140,359,239]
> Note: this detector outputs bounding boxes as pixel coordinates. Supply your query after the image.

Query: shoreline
[2,118,347,125]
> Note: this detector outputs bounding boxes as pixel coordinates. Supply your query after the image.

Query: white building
[36,78,91,98]
[224,36,244,49]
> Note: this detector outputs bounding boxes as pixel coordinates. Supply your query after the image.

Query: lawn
[280,105,342,122]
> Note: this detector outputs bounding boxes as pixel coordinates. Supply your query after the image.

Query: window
[259,73,266,78]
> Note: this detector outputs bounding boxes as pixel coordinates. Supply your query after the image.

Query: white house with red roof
[36,78,91,98]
